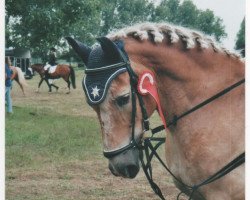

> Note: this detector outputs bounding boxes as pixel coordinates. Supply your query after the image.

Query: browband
[85,62,128,74]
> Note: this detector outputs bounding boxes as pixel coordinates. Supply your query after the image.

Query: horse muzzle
[108,148,140,179]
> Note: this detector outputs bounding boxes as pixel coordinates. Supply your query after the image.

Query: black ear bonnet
[83,42,127,105]
[66,36,128,105]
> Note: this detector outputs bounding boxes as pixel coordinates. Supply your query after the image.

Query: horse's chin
[108,148,140,179]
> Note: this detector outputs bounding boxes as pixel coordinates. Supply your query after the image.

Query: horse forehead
[94,74,130,112]
[109,73,130,95]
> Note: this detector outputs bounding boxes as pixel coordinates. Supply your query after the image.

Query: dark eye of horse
[115,95,130,107]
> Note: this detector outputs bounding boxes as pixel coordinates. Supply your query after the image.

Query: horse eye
[115,95,130,107]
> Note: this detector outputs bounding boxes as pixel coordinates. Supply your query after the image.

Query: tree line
[5,0,245,61]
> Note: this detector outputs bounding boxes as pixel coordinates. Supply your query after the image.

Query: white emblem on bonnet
[91,86,100,99]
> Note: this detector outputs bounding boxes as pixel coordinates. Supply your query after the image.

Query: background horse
[66,22,244,200]
[10,66,27,96]
[31,63,76,93]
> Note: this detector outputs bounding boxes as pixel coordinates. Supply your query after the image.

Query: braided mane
[107,22,242,60]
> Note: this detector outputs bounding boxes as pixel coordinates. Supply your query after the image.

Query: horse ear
[96,37,121,61]
[65,37,91,65]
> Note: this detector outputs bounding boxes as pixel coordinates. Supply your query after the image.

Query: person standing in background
[5,56,13,114]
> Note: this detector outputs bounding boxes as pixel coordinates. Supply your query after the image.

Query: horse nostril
[124,164,139,178]
[109,163,119,176]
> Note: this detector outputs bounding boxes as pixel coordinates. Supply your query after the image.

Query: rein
[139,79,245,200]
[151,78,245,134]
[90,42,245,199]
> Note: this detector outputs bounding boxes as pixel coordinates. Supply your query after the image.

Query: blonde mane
[107,22,242,60]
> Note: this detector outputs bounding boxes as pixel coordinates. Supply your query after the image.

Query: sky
[190,0,245,51]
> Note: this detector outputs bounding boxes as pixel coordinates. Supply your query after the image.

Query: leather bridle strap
[151,78,245,134]
[140,138,245,200]
[140,78,245,200]
[139,138,169,200]
[103,74,149,159]
[185,152,245,200]
[103,49,150,159]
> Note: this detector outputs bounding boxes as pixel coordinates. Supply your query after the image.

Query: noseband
[85,40,245,200]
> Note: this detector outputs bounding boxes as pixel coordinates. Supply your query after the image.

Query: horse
[10,66,27,96]
[31,63,76,93]
[66,22,245,200]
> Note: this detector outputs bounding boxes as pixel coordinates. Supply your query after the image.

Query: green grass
[6,106,102,169]
[5,70,176,200]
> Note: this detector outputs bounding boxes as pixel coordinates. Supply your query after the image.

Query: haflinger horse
[66,22,244,200]
[10,66,27,96]
[31,63,76,93]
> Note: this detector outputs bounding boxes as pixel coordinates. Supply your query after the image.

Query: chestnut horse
[66,22,244,200]
[10,66,27,96]
[31,63,76,93]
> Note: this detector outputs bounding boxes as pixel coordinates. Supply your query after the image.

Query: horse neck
[126,39,245,124]
[34,65,45,74]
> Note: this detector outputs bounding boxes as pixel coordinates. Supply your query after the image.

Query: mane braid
[107,22,243,60]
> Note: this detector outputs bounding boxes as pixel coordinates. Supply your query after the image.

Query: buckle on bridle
[143,118,150,131]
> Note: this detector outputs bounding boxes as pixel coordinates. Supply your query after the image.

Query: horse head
[31,64,45,75]
[66,22,245,199]
[66,37,157,178]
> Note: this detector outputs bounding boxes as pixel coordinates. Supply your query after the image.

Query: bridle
[101,46,152,159]
[86,41,245,199]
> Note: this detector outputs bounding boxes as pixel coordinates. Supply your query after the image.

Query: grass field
[5,69,181,200]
